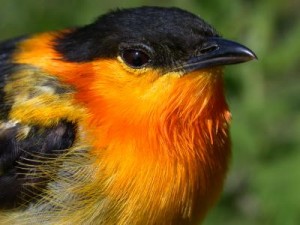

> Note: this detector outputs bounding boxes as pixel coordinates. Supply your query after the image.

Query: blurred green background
[0,0,299,224]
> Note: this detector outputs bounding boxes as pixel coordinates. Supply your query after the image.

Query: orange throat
[84,70,231,223]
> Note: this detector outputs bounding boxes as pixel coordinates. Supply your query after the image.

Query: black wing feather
[0,121,76,209]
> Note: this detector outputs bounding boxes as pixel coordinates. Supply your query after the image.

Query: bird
[0,6,256,225]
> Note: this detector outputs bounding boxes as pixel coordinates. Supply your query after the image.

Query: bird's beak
[183,37,257,72]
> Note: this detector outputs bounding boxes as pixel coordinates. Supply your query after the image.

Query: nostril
[199,44,218,54]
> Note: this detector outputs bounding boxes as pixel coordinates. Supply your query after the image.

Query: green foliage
[0,0,299,224]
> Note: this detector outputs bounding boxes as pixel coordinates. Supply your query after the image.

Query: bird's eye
[121,49,150,68]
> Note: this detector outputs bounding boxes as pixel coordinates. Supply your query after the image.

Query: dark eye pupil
[121,50,150,68]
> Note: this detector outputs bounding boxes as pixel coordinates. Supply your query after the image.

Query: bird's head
[50,7,256,135]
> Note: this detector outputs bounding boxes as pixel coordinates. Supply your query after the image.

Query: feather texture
[0,7,257,225]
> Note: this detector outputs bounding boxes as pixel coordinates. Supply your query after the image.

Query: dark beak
[183,37,257,72]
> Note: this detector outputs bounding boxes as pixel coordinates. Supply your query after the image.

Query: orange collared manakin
[0,6,256,225]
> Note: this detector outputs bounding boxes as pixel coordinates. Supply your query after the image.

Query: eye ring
[120,49,151,68]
